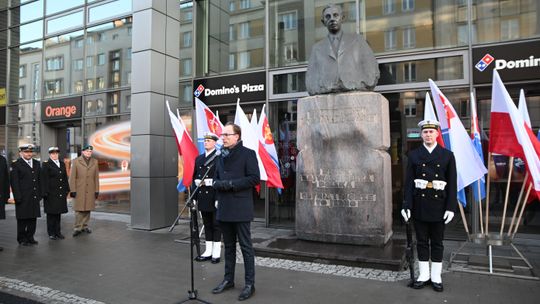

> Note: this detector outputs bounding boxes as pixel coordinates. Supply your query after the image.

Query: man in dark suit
[402,120,457,292]
[41,147,70,240]
[0,153,9,252]
[193,132,222,263]
[305,4,379,95]
[211,123,260,301]
[10,144,42,246]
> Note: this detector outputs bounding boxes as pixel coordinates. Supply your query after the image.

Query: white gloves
[204,178,213,186]
[215,200,218,209]
[194,179,202,187]
[443,211,454,224]
[192,200,197,207]
[401,209,411,222]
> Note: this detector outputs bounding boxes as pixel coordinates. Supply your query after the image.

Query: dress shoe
[73,230,82,237]
[432,282,444,292]
[195,255,212,262]
[211,257,220,264]
[412,280,431,289]
[28,239,38,245]
[56,234,65,239]
[49,235,58,240]
[83,228,92,234]
[212,280,234,294]
[238,285,255,301]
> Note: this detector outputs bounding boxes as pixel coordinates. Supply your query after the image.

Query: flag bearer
[401,119,457,292]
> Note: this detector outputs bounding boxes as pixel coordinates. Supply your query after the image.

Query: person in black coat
[402,120,457,292]
[211,123,260,301]
[41,147,70,240]
[0,154,9,252]
[10,144,41,246]
[192,132,222,263]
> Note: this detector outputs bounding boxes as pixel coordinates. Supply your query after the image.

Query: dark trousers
[201,211,221,242]
[414,219,445,262]
[17,218,37,244]
[46,213,62,237]
[220,221,255,286]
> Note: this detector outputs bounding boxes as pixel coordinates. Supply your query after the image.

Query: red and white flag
[257,105,283,190]
[490,70,540,199]
[423,92,445,147]
[195,97,223,152]
[166,100,199,190]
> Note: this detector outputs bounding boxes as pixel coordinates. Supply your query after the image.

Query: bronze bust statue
[306,4,380,95]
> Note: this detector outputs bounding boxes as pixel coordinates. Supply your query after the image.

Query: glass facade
[1,0,539,233]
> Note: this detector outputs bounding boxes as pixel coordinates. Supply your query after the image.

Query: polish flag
[166,101,199,190]
[257,105,283,190]
[234,100,268,181]
[490,70,540,200]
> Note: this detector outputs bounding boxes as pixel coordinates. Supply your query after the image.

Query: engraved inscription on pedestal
[295,92,393,246]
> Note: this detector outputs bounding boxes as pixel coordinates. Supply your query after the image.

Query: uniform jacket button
[435,174,438,177]
[422,194,425,197]
[422,173,426,177]
[435,195,438,198]
[422,164,426,166]
[437,164,440,167]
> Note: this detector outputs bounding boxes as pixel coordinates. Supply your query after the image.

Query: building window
[183,31,192,48]
[182,59,192,76]
[97,53,106,65]
[239,51,250,69]
[383,0,395,15]
[384,28,397,50]
[404,100,417,117]
[97,77,105,89]
[86,79,94,91]
[45,56,64,71]
[229,25,236,41]
[19,65,27,78]
[403,62,416,82]
[97,33,105,42]
[349,2,358,21]
[126,48,132,60]
[387,63,397,83]
[75,39,83,48]
[229,53,236,70]
[110,50,121,87]
[74,81,83,93]
[86,56,94,68]
[403,26,416,48]
[402,0,414,12]
[238,22,250,39]
[279,11,297,30]
[74,59,83,71]
[45,79,64,96]
[501,19,519,40]
[127,27,132,36]
[229,1,236,12]
[283,43,298,62]
[18,86,25,100]
[87,36,94,45]
[240,0,250,9]
[112,34,119,40]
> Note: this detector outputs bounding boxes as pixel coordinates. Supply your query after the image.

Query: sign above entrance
[472,40,540,84]
[193,71,266,105]
[41,96,82,122]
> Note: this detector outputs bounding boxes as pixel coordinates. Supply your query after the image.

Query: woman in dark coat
[41,147,70,240]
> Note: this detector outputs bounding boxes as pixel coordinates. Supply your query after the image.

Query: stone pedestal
[295,92,392,246]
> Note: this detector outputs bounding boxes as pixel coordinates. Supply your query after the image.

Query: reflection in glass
[19,0,44,24]
[43,30,84,98]
[88,0,132,24]
[85,90,130,116]
[12,20,43,45]
[17,42,43,103]
[179,82,192,107]
[179,1,194,80]
[7,124,41,162]
[378,56,463,85]
[46,10,84,35]
[46,0,84,15]
[272,72,306,95]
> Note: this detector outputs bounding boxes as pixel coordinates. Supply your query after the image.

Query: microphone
[204,150,221,166]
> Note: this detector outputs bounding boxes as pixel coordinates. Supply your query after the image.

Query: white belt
[414,179,447,190]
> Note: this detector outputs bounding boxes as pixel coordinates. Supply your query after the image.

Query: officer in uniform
[193,132,222,263]
[401,119,457,292]
[41,147,70,240]
[10,144,42,246]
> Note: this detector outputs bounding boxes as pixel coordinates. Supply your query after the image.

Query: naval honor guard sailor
[401,119,457,292]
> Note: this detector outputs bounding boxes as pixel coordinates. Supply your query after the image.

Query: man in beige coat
[69,145,100,237]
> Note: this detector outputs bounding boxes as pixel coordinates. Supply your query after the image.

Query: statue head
[321,4,344,35]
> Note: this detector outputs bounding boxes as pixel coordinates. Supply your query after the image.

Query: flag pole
[458,203,471,241]
[507,172,528,236]
[477,182,484,235]
[499,157,514,236]
[485,152,492,234]
[511,184,532,239]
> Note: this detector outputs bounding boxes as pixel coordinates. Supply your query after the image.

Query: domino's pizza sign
[194,84,204,97]
[472,40,540,84]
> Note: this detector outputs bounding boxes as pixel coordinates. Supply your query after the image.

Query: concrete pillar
[130,0,181,230]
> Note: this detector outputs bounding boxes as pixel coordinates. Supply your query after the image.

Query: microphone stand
[171,164,215,304]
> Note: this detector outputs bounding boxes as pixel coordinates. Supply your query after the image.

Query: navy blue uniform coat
[215,141,260,222]
[40,159,70,214]
[403,145,457,222]
[10,158,41,220]
[191,150,218,212]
